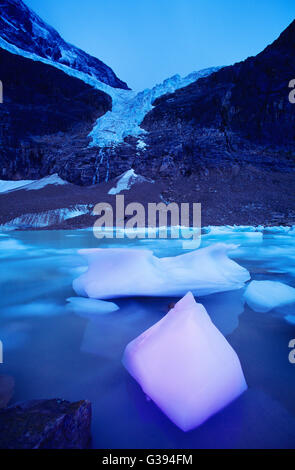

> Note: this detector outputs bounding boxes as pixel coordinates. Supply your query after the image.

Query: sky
[25,0,295,91]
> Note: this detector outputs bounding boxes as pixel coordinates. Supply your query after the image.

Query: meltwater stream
[0,228,295,448]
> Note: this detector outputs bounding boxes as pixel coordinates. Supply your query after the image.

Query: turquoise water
[0,229,295,448]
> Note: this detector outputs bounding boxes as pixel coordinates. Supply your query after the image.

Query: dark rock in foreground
[0,399,92,449]
[0,376,14,409]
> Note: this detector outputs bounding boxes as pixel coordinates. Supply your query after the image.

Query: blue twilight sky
[25,0,294,91]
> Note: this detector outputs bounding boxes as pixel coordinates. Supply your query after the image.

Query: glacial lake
[0,228,295,448]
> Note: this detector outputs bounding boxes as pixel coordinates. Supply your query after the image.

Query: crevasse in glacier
[122,292,248,431]
[73,243,250,299]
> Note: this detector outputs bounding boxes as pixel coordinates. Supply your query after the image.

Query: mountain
[0,2,294,226]
[140,20,295,169]
[0,46,111,181]
[0,0,128,89]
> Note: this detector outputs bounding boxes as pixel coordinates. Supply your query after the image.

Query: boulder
[0,399,92,449]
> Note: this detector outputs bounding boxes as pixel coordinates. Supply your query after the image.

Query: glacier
[244,280,295,313]
[122,292,247,431]
[73,243,250,299]
[0,35,219,148]
[88,67,221,147]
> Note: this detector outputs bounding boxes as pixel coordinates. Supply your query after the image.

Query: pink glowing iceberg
[73,243,250,299]
[122,292,247,431]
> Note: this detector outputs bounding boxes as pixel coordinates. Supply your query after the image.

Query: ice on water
[73,243,250,300]
[122,292,247,431]
[67,297,119,316]
[244,280,295,313]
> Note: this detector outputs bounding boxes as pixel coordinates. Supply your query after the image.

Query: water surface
[0,229,295,448]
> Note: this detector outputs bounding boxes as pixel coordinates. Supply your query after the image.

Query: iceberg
[244,280,295,313]
[122,292,247,431]
[73,243,250,299]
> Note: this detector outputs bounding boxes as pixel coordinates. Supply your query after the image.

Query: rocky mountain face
[0,47,111,180]
[0,0,128,89]
[53,18,295,188]
[140,19,295,174]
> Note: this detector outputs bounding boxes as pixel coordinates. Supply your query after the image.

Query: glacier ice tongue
[244,280,295,313]
[88,67,220,147]
[122,292,247,431]
[73,243,250,299]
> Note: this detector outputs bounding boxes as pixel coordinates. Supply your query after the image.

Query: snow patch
[0,174,68,194]
[108,169,152,195]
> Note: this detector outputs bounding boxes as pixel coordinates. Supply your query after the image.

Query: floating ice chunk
[122,292,247,431]
[263,226,291,234]
[244,280,295,313]
[73,244,250,299]
[66,297,119,315]
[204,226,263,242]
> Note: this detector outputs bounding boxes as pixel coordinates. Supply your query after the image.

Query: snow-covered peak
[108,169,153,195]
[0,174,68,194]
[0,0,128,89]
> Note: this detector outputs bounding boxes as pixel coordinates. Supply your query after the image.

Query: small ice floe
[73,243,250,300]
[66,297,119,316]
[122,292,247,431]
[108,169,153,195]
[204,226,263,242]
[244,280,295,313]
[263,226,291,235]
